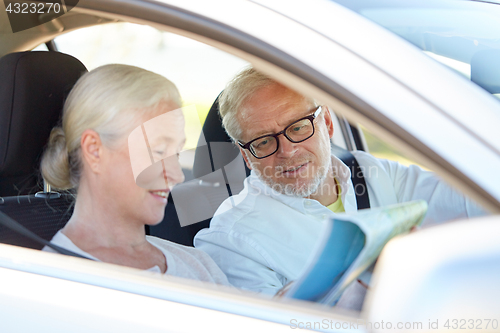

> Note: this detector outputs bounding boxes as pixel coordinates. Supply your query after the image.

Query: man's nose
[275,135,297,158]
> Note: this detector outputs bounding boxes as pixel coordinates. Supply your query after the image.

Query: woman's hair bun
[40,127,73,189]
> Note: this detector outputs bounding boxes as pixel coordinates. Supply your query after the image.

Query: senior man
[194,67,484,301]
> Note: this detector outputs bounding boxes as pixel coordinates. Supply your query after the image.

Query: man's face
[238,83,334,197]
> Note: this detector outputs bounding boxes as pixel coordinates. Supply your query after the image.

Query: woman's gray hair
[219,67,275,141]
[41,64,181,189]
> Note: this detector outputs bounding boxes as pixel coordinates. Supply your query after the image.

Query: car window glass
[53,22,249,173]
[333,0,500,100]
[359,124,490,217]
[360,125,428,169]
[50,21,490,222]
[14,15,488,316]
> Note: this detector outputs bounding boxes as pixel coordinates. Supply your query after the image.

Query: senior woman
[41,64,229,285]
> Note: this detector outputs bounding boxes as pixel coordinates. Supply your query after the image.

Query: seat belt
[0,210,92,260]
[331,145,370,209]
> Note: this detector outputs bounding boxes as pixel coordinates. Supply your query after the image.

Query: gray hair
[219,67,275,141]
[219,67,317,142]
[41,64,181,189]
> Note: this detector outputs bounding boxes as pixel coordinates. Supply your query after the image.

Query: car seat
[0,51,87,195]
[0,51,87,249]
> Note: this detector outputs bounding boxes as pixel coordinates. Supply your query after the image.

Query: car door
[0,0,499,331]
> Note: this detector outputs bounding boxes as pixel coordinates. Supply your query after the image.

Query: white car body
[0,0,499,331]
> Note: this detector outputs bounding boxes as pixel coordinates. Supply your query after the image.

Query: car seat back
[0,194,74,249]
[0,51,87,196]
[0,51,87,248]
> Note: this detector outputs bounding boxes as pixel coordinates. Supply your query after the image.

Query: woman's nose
[162,155,185,189]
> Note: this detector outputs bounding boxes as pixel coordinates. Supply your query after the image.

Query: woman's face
[102,103,186,226]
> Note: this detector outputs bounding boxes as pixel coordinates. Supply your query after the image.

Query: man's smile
[279,162,310,177]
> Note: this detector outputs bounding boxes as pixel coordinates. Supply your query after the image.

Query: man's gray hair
[219,67,275,142]
[219,67,318,142]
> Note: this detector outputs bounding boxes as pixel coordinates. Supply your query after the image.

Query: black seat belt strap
[331,145,370,210]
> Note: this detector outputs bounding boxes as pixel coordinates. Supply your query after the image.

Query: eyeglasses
[238,106,323,159]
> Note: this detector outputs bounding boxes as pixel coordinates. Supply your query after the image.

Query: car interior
[0,44,372,254]
[0,51,86,250]
[0,1,386,257]
[1,5,491,265]
[0,3,499,330]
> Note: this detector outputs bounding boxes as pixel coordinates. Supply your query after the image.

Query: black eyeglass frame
[238,106,323,159]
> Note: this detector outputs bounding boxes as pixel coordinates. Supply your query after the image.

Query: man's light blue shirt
[194,151,485,295]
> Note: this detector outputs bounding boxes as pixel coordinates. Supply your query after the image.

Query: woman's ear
[80,129,103,173]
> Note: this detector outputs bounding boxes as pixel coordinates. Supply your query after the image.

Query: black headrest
[192,94,250,179]
[0,51,87,196]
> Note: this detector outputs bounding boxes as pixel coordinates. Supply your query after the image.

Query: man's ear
[323,105,335,138]
[80,129,103,173]
[238,146,253,170]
